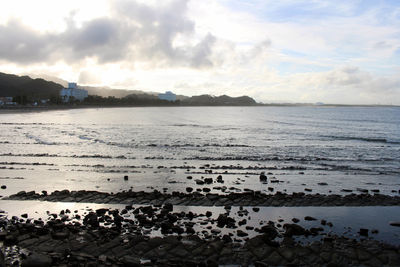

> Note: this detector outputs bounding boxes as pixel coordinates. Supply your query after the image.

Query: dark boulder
[21,252,52,267]
[283,223,307,236]
[217,214,236,228]
[83,212,99,228]
[259,172,267,182]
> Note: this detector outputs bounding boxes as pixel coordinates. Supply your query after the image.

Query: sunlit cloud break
[0,0,399,104]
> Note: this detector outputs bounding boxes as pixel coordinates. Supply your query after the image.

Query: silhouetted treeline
[83,95,180,106]
[1,72,259,106]
[0,72,63,101]
[82,94,257,106]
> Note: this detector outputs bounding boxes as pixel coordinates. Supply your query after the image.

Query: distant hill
[27,73,158,98]
[182,94,257,106]
[0,72,258,106]
[0,72,63,99]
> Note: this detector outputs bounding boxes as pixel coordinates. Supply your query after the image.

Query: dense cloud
[0,0,216,68]
[0,20,55,63]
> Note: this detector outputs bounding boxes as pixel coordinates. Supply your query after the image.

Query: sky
[0,0,400,104]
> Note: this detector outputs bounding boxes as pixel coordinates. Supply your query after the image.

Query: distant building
[158,91,176,101]
[60,83,88,102]
[0,97,16,105]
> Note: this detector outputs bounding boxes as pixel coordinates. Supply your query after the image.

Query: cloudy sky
[1,0,400,104]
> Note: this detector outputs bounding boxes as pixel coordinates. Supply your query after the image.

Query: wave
[321,135,400,144]
[146,143,251,148]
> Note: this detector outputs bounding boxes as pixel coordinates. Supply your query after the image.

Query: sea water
[0,106,399,196]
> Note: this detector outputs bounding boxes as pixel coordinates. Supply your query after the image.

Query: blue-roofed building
[60,82,88,102]
[158,91,176,101]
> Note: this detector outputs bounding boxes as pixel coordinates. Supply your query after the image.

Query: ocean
[0,106,399,196]
[1,106,400,246]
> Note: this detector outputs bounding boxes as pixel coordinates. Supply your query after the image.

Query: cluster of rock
[6,190,400,206]
[1,204,399,266]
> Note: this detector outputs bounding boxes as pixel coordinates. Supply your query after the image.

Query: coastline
[1,195,400,266]
[1,104,399,115]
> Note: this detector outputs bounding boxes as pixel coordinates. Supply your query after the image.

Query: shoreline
[5,190,400,206]
[1,202,400,266]
[1,104,399,115]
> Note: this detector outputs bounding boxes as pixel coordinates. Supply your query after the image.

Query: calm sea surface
[0,106,399,196]
[1,106,400,244]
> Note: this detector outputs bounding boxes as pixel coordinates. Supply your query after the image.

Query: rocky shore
[1,203,400,266]
[6,189,400,206]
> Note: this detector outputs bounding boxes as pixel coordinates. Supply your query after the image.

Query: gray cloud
[190,33,217,68]
[0,20,55,63]
[0,0,216,68]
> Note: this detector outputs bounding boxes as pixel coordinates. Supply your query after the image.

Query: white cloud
[0,0,399,104]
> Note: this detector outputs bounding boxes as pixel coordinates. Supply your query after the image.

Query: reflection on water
[1,200,400,245]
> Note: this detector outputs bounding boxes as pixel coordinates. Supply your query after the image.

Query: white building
[0,97,16,105]
[158,91,176,101]
[60,83,88,102]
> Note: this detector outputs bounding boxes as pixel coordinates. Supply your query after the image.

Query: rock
[83,212,99,228]
[238,219,247,226]
[253,207,260,212]
[217,214,236,228]
[51,231,69,240]
[318,182,328,186]
[309,227,323,235]
[21,213,28,218]
[186,187,193,193]
[341,189,352,193]
[237,230,248,237]
[292,218,300,223]
[163,203,173,212]
[121,255,140,266]
[259,225,278,240]
[357,188,368,193]
[259,172,268,182]
[359,228,368,236]
[304,188,312,192]
[222,234,232,243]
[283,224,307,236]
[124,175,129,180]
[22,252,52,267]
[304,216,317,221]
[186,226,195,235]
[195,179,205,185]
[186,176,192,179]
[1,185,6,189]
[265,251,285,265]
[205,211,212,217]
[204,178,213,184]
[389,221,400,227]
[4,234,17,245]
[356,248,372,261]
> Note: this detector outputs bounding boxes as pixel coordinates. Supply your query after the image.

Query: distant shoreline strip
[5,190,400,207]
